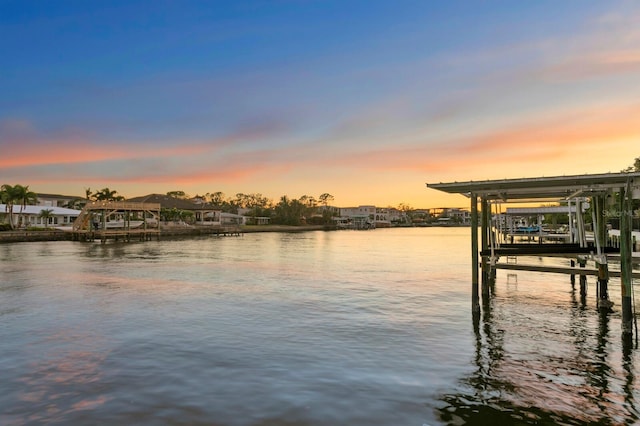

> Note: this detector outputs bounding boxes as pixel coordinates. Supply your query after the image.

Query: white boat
[104,220,145,229]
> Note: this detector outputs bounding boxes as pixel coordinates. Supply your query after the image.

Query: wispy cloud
[0,118,286,169]
[298,101,640,175]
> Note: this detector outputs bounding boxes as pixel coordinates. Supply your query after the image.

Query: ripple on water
[0,229,638,425]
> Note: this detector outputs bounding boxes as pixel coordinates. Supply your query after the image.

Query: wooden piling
[620,185,633,337]
[592,195,613,311]
[570,259,575,287]
[597,261,612,311]
[579,258,587,298]
[471,193,480,314]
[595,196,607,249]
[481,197,490,302]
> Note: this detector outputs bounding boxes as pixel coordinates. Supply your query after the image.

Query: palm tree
[0,184,31,229]
[14,185,37,228]
[0,184,15,228]
[64,198,85,210]
[39,208,54,228]
[94,187,123,201]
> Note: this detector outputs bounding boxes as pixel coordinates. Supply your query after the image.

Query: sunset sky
[1,1,639,208]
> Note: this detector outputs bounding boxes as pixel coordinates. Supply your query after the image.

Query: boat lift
[427,171,640,341]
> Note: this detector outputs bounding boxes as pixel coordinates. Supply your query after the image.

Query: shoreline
[0,223,468,243]
[0,224,336,243]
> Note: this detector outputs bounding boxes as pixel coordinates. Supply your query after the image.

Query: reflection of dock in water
[437,279,638,424]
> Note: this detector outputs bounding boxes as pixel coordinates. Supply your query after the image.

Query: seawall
[0,225,336,243]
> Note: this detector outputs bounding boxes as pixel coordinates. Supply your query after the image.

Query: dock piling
[570,259,576,287]
[620,184,633,337]
[471,193,480,314]
[579,258,587,298]
[481,197,491,303]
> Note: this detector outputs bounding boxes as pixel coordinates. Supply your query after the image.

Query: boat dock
[70,201,246,243]
[72,201,161,243]
[427,171,640,341]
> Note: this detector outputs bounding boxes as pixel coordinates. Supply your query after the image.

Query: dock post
[593,195,613,311]
[596,196,607,250]
[576,200,586,248]
[579,258,587,298]
[620,184,633,338]
[481,197,490,303]
[570,259,576,288]
[597,261,612,311]
[471,193,480,314]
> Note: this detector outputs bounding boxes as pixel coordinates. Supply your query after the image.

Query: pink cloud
[0,118,282,170]
[303,102,640,175]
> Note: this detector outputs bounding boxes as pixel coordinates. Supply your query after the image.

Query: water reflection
[3,330,109,426]
[623,333,636,418]
[83,242,128,259]
[439,281,639,425]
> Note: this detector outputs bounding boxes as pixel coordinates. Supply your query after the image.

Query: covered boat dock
[427,172,640,339]
[72,201,161,243]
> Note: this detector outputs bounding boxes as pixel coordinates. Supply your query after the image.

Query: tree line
[0,184,339,227]
[169,191,337,226]
[149,192,339,226]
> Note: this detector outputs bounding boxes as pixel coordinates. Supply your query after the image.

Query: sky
[1,1,639,208]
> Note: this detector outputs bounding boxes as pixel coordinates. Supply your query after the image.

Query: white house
[1,204,81,228]
[220,212,246,225]
[431,207,471,225]
[36,193,85,208]
[237,208,270,225]
[374,207,411,227]
[338,205,376,229]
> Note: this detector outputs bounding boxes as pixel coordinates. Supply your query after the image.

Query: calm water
[1,227,638,425]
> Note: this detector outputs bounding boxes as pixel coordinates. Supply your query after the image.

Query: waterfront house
[35,193,86,209]
[237,208,270,225]
[220,212,247,225]
[127,194,221,225]
[430,207,471,225]
[0,203,80,228]
[338,205,376,229]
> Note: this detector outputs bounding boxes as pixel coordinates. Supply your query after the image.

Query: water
[1,227,638,425]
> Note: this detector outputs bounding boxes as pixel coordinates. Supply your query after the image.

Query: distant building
[374,207,392,227]
[220,212,246,225]
[127,194,221,225]
[237,208,270,225]
[36,193,85,208]
[374,207,412,227]
[430,207,471,225]
[338,205,376,229]
[0,204,80,228]
[411,209,433,225]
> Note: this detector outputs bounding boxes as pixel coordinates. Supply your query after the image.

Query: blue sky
[1,1,639,207]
